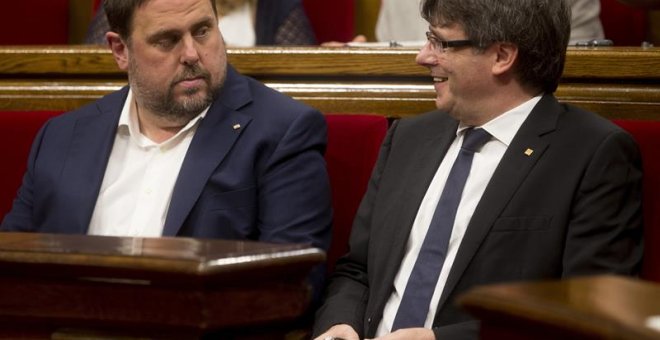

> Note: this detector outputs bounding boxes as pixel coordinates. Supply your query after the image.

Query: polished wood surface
[0,46,659,119]
[458,275,660,340]
[0,232,324,338]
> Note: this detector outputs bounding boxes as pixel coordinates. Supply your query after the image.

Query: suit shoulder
[243,76,323,124]
[558,103,628,137]
[46,87,126,126]
[394,110,455,135]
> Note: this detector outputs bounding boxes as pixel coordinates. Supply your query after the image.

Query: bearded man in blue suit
[1,0,331,274]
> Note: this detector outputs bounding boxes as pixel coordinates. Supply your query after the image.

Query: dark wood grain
[458,275,660,340]
[0,232,324,338]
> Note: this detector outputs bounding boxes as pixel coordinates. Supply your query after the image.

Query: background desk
[0,46,659,120]
[0,232,324,338]
[459,275,660,340]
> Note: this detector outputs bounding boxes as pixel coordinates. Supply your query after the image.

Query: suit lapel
[369,113,458,325]
[436,95,561,311]
[62,88,126,233]
[163,67,252,236]
[388,114,459,261]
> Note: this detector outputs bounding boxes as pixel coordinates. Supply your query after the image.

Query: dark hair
[421,0,571,93]
[104,0,218,40]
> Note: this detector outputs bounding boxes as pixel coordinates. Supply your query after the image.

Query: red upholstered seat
[613,120,660,282]
[600,0,648,46]
[324,114,388,273]
[302,0,355,43]
[0,111,62,221]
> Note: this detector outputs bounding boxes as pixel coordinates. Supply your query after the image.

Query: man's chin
[176,94,212,113]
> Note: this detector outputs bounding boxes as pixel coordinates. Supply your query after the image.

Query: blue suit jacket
[1,66,332,255]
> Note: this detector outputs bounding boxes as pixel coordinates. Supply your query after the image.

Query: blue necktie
[392,127,491,330]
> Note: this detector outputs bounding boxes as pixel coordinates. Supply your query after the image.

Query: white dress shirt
[87,90,208,237]
[376,96,542,335]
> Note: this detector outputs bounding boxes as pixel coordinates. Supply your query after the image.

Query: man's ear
[107,32,129,71]
[491,42,518,76]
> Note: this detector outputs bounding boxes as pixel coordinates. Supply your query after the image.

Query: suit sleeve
[255,108,332,303]
[0,120,50,232]
[257,108,332,249]
[563,129,644,276]
[313,120,399,338]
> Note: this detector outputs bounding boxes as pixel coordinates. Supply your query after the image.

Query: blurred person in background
[338,0,605,46]
[86,0,316,46]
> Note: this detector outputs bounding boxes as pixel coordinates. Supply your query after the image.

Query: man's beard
[129,60,223,124]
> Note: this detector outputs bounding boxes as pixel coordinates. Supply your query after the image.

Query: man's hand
[320,35,367,47]
[367,328,435,340]
[314,324,360,340]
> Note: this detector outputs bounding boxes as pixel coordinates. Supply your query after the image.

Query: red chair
[324,114,388,273]
[302,0,355,43]
[613,120,660,282]
[600,0,648,46]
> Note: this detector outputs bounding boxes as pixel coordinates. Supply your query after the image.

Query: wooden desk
[0,46,659,120]
[0,232,324,338]
[458,275,660,340]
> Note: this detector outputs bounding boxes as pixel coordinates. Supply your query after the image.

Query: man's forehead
[429,22,465,35]
[132,0,215,29]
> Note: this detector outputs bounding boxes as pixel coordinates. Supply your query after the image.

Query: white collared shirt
[87,90,208,237]
[376,96,542,335]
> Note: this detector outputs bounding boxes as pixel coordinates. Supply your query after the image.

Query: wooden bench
[0,46,659,119]
[0,46,659,282]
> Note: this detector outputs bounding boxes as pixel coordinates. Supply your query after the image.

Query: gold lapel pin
[233,124,241,130]
[524,148,534,156]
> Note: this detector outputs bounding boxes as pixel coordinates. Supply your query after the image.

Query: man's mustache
[172,65,211,84]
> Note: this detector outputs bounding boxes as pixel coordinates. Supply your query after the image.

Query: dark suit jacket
[313,94,644,339]
[1,66,332,254]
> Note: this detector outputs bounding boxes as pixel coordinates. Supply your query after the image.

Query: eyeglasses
[425,31,474,53]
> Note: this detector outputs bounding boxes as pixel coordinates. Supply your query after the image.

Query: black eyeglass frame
[425,31,475,52]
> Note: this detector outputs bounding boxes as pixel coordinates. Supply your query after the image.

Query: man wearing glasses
[313,0,643,339]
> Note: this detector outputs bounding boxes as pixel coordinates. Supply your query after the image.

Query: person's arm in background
[84,6,109,45]
[256,0,317,45]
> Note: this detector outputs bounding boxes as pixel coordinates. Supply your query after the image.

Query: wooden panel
[0,46,659,119]
[458,275,660,340]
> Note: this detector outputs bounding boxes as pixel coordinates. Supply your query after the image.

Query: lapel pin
[232,124,241,130]
[524,148,534,156]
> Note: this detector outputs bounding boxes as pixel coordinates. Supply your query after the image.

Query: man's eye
[195,27,209,37]
[156,37,177,49]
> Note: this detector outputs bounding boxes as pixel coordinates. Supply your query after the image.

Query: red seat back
[0,111,62,221]
[302,0,355,43]
[324,114,388,273]
[600,0,648,46]
[613,119,660,282]
[0,1,69,45]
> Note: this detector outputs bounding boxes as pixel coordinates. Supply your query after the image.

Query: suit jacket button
[367,317,372,323]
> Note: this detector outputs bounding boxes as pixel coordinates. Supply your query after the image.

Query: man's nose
[180,36,200,65]
[416,42,438,67]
